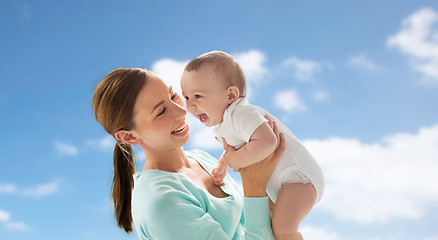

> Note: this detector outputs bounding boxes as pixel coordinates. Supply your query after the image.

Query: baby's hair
[185,50,246,97]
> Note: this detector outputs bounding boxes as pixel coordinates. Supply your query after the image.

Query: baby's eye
[194,94,202,99]
[184,96,189,101]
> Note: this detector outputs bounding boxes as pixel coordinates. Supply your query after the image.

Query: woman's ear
[227,86,240,104]
[114,130,138,145]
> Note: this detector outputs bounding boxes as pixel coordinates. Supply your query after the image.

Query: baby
[180,50,324,240]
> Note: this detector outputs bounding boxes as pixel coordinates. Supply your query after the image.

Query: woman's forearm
[241,175,268,197]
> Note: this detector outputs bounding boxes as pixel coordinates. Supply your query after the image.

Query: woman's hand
[239,116,286,197]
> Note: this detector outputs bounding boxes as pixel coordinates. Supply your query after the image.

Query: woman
[92,68,285,240]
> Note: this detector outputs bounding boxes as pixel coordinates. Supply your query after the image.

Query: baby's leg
[271,183,316,240]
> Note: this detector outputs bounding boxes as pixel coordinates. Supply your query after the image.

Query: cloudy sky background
[1,1,438,239]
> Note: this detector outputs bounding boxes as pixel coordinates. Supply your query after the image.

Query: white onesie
[213,97,324,203]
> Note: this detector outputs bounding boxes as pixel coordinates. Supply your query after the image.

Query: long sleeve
[242,197,275,240]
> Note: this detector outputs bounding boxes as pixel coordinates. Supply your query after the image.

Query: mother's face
[120,75,190,151]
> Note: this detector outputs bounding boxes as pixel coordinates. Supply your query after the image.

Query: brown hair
[185,50,246,97]
[92,68,149,233]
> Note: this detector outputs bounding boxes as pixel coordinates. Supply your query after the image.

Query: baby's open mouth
[198,113,208,123]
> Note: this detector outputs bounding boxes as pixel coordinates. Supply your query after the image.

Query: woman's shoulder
[185,149,218,168]
[133,170,185,196]
[132,170,200,215]
[185,148,215,158]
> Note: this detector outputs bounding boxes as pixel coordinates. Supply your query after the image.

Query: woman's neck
[142,147,190,172]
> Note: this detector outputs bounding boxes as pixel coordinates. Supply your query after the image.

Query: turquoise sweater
[131,149,274,240]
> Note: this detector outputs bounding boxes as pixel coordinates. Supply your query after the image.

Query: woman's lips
[171,122,189,136]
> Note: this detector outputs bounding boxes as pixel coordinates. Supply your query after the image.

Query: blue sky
[1,0,438,239]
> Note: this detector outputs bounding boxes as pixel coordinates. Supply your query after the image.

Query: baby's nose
[186,100,196,109]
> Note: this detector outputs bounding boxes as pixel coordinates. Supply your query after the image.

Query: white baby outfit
[213,97,324,203]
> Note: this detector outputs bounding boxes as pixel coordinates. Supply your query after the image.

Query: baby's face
[180,66,231,127]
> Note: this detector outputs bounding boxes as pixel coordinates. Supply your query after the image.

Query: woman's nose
[172,101,187,118]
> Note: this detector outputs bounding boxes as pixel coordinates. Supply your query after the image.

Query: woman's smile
[171,122,189,136]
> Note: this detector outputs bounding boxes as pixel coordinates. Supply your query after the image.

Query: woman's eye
[171,92,178,100]
[156,108,166,118]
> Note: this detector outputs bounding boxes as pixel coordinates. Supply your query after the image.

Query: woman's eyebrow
[151,101,164,114]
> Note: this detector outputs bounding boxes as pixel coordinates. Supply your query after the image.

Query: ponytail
[92,68,148,233]
[112,141,135,233]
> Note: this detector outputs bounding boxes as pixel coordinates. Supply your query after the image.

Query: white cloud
[0,209,29,231]
[5,222,29,231]
[304,124,438,223]
[233,50,269,84]
[85,135,115,151]
[300,225,342,240]
[312,90,329,102]
[0,209,11,222]
[387,8,438,82]
[274,89,305,113]
[0,179,59,198]
[21,180,60,198]
[283,56,321,81]
[55,141,79,157]
[233,50,269,100]
[152,58,188,95]
[0,183,18,195]
[346,54,377,70]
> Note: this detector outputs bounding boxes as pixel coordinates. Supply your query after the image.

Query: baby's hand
[211,162,227,186]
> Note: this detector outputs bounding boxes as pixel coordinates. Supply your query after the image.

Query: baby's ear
[227,86,240,103]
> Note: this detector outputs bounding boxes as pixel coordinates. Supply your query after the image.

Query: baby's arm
[211,153,228,186]
[226,122,278,171]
